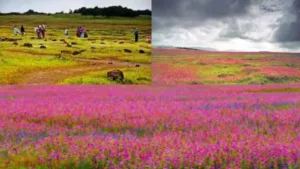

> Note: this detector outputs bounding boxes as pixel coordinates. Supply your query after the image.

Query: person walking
[13,25,19,36]
[41,24,46,39]
[81,26,86,38]
[76,27,80,37]
[20,25,25,36]
[65,28,69,38]
[34,27,38,38]
[134,28,139,42]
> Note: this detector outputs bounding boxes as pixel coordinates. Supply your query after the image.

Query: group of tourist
[75,26,88,38]
[13,25,26,36]
[13,25,142,42]
[34,24,47,39]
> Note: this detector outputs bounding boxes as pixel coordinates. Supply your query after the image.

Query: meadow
[0,85,299,169]
[153,48,300,85]
[0,14,151,84]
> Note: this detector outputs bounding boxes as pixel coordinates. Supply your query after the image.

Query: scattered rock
[0,37,21,42]
[101,42,105,44]
[71,42,77,45]
[139,50,145,54]
[107,70,124,81]
[12,42,18,45]
[40,45,46,49]
[44,39,47,42]
[61,50,72,54]
[91,47,96,49]
[52,39,57,41]
[119,42,124,44]
[62,40,68,44]
[55,54,66,60]
[108,62,113,65]
[72,50,86,56]
[23,43,33,48]
[66,44,72,47]
[135,64,140,67]
[124,49,132,53]
[60,39,65,42]
[30,37,35,40]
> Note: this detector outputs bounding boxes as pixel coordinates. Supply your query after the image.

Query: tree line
[0,6,151,17]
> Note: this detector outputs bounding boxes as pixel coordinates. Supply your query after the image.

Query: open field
[0,85,299,168]
[153,48,300,85]
[0,15,151,84]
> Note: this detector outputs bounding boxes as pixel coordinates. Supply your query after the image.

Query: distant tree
[69,9,73,14]
[72,5,150,18]
[24,9,36,14]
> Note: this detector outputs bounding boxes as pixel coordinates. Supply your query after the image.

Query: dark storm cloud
[153,0,252,29]
[275,0,300,42]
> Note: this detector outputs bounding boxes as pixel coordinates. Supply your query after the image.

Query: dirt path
[17,58,150,84]
[70,57,150,67]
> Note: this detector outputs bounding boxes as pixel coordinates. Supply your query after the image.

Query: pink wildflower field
[0,85,299,169]
[153,48,300,85]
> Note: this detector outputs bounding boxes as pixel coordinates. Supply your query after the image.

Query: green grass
[199,64,242,78]
[0,14,151,84]
[59,67,151,84]
[247,88,300,93]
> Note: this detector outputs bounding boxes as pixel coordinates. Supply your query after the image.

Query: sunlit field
[153,48,300,85]
[0,85,299,169]
[0,14,151,84]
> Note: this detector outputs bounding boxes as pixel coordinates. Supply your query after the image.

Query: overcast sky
[153,0,300,52]
[0,0,151,13]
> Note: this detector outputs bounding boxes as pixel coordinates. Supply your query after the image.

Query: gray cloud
[153,0,252,30]
[153,0,300,52]
[274,0,300,42]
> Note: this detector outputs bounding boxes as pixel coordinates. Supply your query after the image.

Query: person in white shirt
[13,25,19,36]
[65,28,69,38]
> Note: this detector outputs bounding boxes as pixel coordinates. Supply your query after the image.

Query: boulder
[135,64,140,67]
[23,43,33,48]
[139,50,145,54]
[13,42,18,45]
[107,70,124,81]
[124,49,132,53]
[40,45,46,49]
